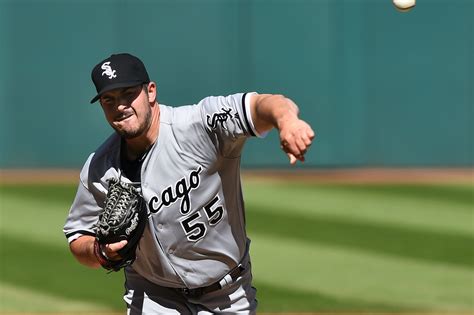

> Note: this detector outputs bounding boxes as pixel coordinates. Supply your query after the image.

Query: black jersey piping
[65,230,96,239]
[241,93,256,137]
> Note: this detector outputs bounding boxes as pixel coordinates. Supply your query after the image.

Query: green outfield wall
[0,0,472,168]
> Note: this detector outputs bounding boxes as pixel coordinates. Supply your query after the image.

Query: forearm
[69,235,101,269]
[251,94,300,134]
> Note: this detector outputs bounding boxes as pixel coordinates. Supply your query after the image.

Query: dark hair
[142,83,149,95]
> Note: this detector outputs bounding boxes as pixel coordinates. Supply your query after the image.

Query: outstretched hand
[278,118,315,165]
[249,93,315,165]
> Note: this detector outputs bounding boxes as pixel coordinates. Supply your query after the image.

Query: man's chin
[114,127,144,139]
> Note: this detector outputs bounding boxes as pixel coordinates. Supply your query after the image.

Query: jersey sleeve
[63,153,102,243]
[198,92,265,157]
[199,92,266,138]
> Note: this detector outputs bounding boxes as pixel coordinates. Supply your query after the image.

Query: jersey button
[157,224,163,230]
[168,248,174,255]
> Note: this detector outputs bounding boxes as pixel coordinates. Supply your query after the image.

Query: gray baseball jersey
[63,92,262,289]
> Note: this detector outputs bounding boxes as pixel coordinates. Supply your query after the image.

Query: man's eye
[126,92,137,100]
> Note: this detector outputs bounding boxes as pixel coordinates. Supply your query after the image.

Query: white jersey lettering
[148,167,202,215]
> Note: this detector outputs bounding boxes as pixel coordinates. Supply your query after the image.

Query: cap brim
[90,81,146,103]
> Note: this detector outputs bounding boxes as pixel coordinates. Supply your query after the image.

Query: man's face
[99,84,152,139]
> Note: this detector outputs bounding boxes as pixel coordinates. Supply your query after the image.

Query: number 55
[180,195,224,242]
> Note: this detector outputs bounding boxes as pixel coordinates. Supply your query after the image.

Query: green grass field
[0,179,472,313]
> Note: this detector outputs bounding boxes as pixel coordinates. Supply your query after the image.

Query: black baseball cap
[90,53,150,103]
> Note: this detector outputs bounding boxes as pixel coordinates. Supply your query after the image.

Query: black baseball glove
[93,177,148,272]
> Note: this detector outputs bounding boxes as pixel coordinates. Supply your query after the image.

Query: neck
[124,103,160,161]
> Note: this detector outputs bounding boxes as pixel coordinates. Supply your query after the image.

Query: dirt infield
[0,169,81,184]
[1,168,472,185]
[244,168,474,184]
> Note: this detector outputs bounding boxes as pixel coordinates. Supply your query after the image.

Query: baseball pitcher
[63,53,314,314]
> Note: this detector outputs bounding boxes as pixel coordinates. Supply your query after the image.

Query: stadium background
[1,0,472,168]
[0,0,472,313]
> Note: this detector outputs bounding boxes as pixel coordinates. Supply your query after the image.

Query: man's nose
[116,103,129,111]
[114,97,131,110]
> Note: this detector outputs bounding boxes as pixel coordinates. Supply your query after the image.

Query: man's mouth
[115,113,134,122]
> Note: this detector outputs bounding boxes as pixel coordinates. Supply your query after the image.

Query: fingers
[283,141,306,163]
[103,240,127,260]
[108,240,128,251]
[295,137,309,155]
[287,153,304,165]
[281,140,308,165]
[280,120,315,165]
[302,129,315,146]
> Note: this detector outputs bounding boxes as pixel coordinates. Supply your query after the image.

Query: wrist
[93,239,112,268]
[276,114,298,131]
[275,104,299,130]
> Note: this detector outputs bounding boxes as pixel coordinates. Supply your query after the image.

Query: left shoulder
[159,103,202,126]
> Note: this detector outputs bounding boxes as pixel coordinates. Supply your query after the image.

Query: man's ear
[147,82,157,104]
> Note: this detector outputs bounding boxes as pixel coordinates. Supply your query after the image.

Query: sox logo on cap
[101,61,117,79]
